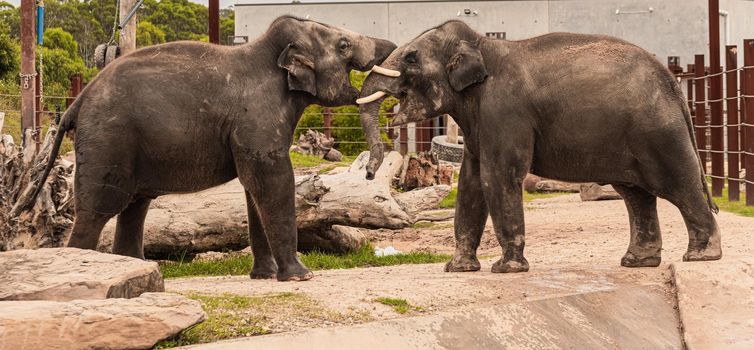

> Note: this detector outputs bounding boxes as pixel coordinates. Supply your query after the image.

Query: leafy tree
[220,8,234,44]
[37,28,96,97]
[43,27,79,57]
[0,33,19,80]
[136,20,165,47]
[0,1,20,39]
[142,0,208,42]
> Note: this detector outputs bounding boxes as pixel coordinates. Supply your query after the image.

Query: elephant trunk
[357,54,403,180]
[358,94,388,180]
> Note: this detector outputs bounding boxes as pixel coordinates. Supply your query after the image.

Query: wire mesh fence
[674,39,754,205]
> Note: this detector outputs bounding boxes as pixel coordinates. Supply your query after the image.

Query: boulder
[579,183,622,201]
[0,248,163,301]
[0,292,206,350]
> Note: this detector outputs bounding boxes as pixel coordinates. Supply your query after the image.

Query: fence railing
[673,39,754,205]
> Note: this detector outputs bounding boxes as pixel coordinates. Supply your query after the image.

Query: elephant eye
[339,39,351,51]
[404,50,418,64]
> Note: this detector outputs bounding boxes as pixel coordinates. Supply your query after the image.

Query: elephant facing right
[357,21,722,273]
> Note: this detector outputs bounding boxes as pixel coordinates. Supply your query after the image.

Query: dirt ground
[166,194,754,332]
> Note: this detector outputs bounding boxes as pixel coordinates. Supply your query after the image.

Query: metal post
[744,40,754,205]
[323,107,332,139]
[19,0,36,151]
[67,74,82,108]
[694,55,708,170]
[726,45,740,201]
[708,0,724,196]
[209,0,220,44]
[119,0,137,55]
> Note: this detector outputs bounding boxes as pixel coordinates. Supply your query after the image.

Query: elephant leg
[612,185,662,267]
[67,207,116,250]
[236,155,312,282]
[445,151,488,272]
[660,184,721,262]
[480,158,530,274]
[245,191,278,279]
[112,197,151,259]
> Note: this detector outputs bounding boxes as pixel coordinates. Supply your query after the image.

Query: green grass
[159,244,450,279]
[710,186,754,217]
[155,292,368,348]
[437,186,569,209]
[289,152,331,168]
[373,297,424,314]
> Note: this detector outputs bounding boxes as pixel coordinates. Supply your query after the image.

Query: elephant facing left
[28,16,396,281]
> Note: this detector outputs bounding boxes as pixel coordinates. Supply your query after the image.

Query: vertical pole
[726,45,740,201]
[744,40,754,205]
[34,73,41,149]
[19,0,36,151]
[209,0,220,44]
[119,0,137,55]
[694,54,708,170]
[687,64,695,123]
[708,0,724,196]
[400,125,408,155]
[322,107,332,139]
[742,68,748,171]
[67,74,82,108]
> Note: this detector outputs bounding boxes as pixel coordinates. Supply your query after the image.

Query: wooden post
[209,0,220,44]
[119,0,137,55]
[67,74,82,108]
[744,40,754,205]
[19,0,36,152]
[323,107,332,139]
[726,45,740,201]
[694,55,708,170]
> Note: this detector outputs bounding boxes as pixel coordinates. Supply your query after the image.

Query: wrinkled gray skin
[359,21,721,273]
[32,16,396,281]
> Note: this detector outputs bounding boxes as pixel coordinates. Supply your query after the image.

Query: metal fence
[672,39,754,205]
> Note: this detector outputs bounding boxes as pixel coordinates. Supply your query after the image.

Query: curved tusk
[356,91,387,104]
[370,65,401,77]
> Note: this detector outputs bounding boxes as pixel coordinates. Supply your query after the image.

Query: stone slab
[180,286,681,350]
[672,258,754,350]
[0,248,164,301]
[0,292,206,350]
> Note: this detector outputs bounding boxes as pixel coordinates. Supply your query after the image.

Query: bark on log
[291,129,342,162]
[397,152,454,191]
[0,123,74,251]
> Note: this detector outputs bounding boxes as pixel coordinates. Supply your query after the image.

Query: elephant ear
[446,40,488,92]
[277,43,317,96]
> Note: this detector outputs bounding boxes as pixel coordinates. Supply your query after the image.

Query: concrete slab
[179,286,682,350]
[672,257,754,350]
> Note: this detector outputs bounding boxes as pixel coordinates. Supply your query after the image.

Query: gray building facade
[235,0,754,68]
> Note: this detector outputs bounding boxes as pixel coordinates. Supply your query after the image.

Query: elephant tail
[681,100,719,214]
[11,97,78,216]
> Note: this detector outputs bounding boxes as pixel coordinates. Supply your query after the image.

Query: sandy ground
[166,194,754,330]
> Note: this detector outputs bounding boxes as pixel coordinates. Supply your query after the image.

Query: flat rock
[0,292,206,350]
[180,287,681,349]
[672,257,754,350]
[0,248,164,301]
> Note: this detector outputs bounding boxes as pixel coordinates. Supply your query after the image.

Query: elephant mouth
[389,92,433,127]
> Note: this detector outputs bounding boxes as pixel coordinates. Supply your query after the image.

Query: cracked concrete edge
[177,286,682,350]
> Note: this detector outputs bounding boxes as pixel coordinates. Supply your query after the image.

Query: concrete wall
[233,0,752,67]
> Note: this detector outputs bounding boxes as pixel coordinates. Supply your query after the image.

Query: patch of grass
[289,152,330,168]
[437,186,568,209]
[159,244,450,279]
[710,186,754,217]
[437,187,457,209]
[374,297,424,314]
[155,292,369,349]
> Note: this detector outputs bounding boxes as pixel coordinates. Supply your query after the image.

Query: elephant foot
[683,235,722,262]
[250,268,277,280]
[276,262,314,282]
[491,257,529,273]
[444,255,481,272]
[621,251,661,268]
